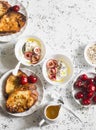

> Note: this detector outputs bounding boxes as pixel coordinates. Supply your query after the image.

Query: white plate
[42,53,73,85]
[0,0,28,42]
[72,71,96,107]
[0,68,44,116]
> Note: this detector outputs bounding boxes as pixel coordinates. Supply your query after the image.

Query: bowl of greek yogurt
[42,54,73,85]
[84,42,96,67]
[15,35,46,66]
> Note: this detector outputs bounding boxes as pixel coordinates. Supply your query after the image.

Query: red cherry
[80,74,88,81]
[82,87,87,93]
[48,74,56,80]
[86,92,94,98]
[48,68,56,75]
[74,80,82,88]
[46,59,55,69]
[11,5,20,12]
[75,92,84,99]
[28,75,38,83]
[87,78,94,85]
[24,52,32,60]
[20,75,28,85]
[46,59,58,69]
[87,84,95,92]
[81,98,91,105]
[94,76,96,82]
[92,95,96,103]
[53,60,58,67]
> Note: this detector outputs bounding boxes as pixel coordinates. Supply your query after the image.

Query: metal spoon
[58,99,82,123]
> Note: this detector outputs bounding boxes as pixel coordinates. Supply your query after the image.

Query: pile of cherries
[74,73,96,105]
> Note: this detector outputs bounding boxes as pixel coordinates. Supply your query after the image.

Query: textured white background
[0,0,96,130]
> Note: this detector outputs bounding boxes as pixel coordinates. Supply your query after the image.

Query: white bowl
[0,68,44,116]
[15,35,46,66]
[0,0,28,42]
[84,42,96,67]
[42,54,73,85]
[72,71,96,107]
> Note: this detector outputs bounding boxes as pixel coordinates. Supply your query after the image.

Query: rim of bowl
[84,42,96,67]
[15,35,46,66]
[42,53,74,85]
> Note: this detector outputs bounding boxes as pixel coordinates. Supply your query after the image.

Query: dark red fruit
[46,59,55,69]
[24,52,32,60]
[94,76,96,85]
[94,76,96,82]
[75,92,84,99]
[81,98,91,105]
[87,78,94,85]
[87,84,95,92]
[80,74,88,81]
[48,74,56,80]
[28,75,38,83]
[20,75,28,85]
[48,68,56,75]
[74,80,82,88]
[86,92,94,98]
[11,5,20,12]
[92,96,96,103]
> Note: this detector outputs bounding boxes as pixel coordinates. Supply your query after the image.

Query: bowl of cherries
[72,72,96,107]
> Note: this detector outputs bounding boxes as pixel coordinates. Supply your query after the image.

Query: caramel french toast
[6,90,36,113]
[0,1,11,17]
[0,11,26,34]
[5,70,27,95]
[4,70,39,113]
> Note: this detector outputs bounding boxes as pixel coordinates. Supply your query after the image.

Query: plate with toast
[0,68,44,116]
[0,0,28,42]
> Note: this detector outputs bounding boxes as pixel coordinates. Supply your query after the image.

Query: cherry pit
[74,73,96,106]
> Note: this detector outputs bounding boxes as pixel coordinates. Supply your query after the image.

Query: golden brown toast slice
[5,70,27,95]
[0,11,26,34]
[6,90,35,113]
[0,1,11,17]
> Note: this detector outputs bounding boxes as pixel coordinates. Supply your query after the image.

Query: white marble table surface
[0,0,96,130]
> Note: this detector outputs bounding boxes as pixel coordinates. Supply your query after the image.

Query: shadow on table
[74,44,90,68]
[64,44,91,109]
[0,43,18,70]
[0,104,48,129]
[23,106,45,128]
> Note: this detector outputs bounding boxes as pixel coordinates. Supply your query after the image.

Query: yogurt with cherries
[46,59,68,82]
[22,38,41,64]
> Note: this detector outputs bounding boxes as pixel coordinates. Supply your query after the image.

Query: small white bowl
[84,42,96,67]
[42,54,73,85]
[15,35,46,66]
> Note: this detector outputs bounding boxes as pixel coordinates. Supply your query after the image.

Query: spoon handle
[62,105,82,123]
[57,99,82,122]
[12,61,21,76]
